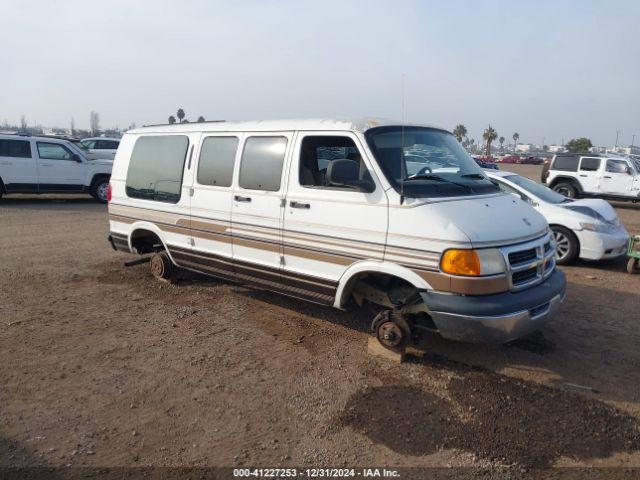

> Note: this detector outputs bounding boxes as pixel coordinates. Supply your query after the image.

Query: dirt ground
[1,164,640,475]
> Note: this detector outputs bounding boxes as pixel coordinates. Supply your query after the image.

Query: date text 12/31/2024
[233,468,400,478]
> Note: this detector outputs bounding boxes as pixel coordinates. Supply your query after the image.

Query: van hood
[422,193,548,247]
[562,199,618,223]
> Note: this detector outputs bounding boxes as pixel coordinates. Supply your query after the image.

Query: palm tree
[177,108,185,124]
[168,115,176,124]
[499,136,505,151]
[452,124,467,143]
[512,132,519,152]
[483,125,498,155]
[197,116,205,123]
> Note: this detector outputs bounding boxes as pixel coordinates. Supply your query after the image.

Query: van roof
[130,118,445,134]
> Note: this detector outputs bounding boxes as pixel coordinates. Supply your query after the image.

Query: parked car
[0,134,113,201]
[473,156,499,169]
[520,156,544,165]
[80,137,120,160]
[107,118,565,346]
[500,155,520,164]
[487,170,629,264]
[542,153,640,202]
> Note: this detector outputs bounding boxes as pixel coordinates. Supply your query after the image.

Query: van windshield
[365,126,499,198]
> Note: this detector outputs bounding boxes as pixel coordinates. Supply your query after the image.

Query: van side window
[299,136,374,191]
[239,137,287,191]
[579,157,600,171]
[0,139,31,158]
[197,136,238,187]
[125,135,189,203]
[552,155,578,171]
[36,142,73,160]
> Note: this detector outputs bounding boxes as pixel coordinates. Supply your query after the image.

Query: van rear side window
[552,155,579,171]
[126,135,189,203]
[197,137,238,187]
[0,139,31,158]
[239,137,287,191]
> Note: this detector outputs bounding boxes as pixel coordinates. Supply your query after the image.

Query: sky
[1,0,639,146]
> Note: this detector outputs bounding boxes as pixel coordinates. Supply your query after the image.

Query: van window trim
[194,134,241,189]
[125,133,191,204]
[295,132,378,194]
[236,132,291,193]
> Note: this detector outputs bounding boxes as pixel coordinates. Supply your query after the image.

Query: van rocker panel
[422,269,566,343]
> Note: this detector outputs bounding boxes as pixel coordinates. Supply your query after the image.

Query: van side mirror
[72,153,82,163]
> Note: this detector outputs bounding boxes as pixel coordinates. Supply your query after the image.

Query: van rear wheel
[627,257,640,274]
[150,251,174,281]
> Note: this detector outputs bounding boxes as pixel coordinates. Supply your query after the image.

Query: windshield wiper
[460,173,486,179]
[403,174,472,191]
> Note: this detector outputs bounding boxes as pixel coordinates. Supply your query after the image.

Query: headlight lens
[440,248,505,276]
[580,222,615,233]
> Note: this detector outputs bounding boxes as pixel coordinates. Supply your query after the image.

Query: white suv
[80,137,120,160]
[542,153,640,201]
[0,134,113,202]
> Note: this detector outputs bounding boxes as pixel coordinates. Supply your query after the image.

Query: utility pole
[615,130,620,148]
[632,134,635,148]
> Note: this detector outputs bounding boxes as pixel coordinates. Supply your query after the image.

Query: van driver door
[281,132,388,305]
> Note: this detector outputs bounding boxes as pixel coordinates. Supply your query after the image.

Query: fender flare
[127,222,174,262]
[333,260,433,309]
[549,175,583,193]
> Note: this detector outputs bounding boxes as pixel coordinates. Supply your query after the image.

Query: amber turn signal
[440,249,481,276]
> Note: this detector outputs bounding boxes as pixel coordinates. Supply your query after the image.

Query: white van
[107,119,566,347]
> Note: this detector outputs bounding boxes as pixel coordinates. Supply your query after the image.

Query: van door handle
[604,176,611,179]
[290,201,310,209]
[234,195,252,202]
[579,174,587,177]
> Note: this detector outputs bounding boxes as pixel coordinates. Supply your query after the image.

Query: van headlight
[440,248,506,276]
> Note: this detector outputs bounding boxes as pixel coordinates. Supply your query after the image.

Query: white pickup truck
[0,134,113,202]
[542,153,640,202]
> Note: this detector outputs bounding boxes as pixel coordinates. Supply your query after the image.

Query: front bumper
[576,227,629,260]
[421,269,566,343]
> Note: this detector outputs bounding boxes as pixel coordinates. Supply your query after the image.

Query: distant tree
[453,124,467,143]
[90,111,100,136]
[177,108,185,124]
[483,125,498,155]
[197,116,205,123]
[565,137,592,153]
[512,132,520,151]
[70,117,75,135]
[543,145,549,152]
[499,136,505,150]
[168,115,176,124]
[183,119,190,123]
[20,115,27,133]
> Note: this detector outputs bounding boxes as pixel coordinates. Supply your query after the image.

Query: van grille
[512,268,538,285]
[508,248,537,265]
[501,234,556,291]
